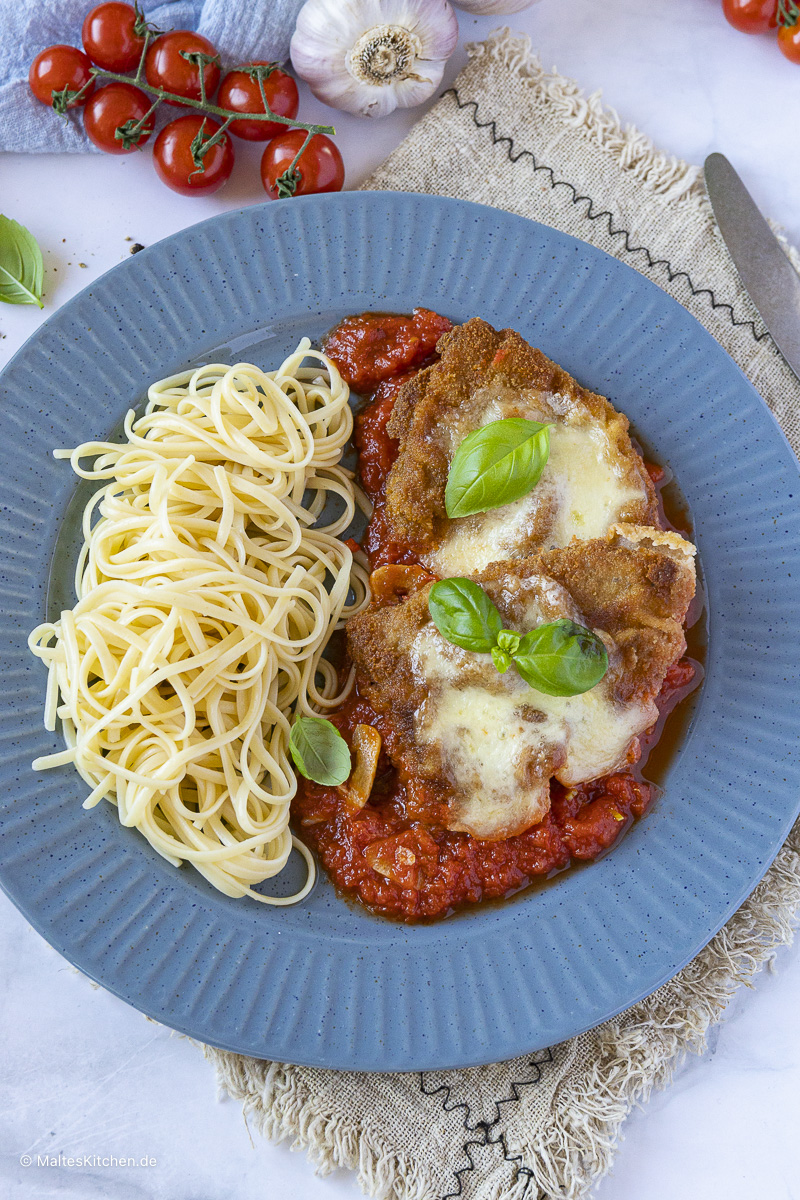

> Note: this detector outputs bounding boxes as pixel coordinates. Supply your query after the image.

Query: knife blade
[704,152,800,383]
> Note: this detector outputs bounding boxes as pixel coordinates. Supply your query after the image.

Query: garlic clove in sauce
[290,0,459,118]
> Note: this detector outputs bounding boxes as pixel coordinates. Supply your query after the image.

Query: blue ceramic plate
[2,192,800,1072]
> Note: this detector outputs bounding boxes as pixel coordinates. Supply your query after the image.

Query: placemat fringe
[467,29,702,205]
[208,1053,436,1200]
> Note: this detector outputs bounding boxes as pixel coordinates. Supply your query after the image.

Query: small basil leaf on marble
[511,618,609,697]
[0,215,45,308]
[289,716,351,786]
[444,418,550,519]
[428,578,503,653]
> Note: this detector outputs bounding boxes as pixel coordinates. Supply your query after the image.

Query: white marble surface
[2,1,800,1197]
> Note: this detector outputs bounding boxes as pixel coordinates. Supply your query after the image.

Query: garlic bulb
[450,0,541,12]
[290,0,459,119]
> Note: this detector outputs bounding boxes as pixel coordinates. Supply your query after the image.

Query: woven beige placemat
[206,31,800,1200]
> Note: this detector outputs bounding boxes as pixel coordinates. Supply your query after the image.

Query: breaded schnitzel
[347,527,696,840]
[385,318,659,576]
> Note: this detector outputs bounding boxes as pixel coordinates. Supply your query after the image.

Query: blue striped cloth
[1,0,305,152]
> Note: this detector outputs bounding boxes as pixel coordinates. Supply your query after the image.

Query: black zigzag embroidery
[444,88,770,347]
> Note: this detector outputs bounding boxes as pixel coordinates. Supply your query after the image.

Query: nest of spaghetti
[29,345,369,902]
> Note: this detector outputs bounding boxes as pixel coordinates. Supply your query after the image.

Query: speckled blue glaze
[1,192,799,1072]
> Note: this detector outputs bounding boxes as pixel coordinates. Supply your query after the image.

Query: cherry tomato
[145,31,220,104]
[83,82,153,154]
[153,115,234,196]
[29,45,95,108]
[217,62,299,141]
[777,18,800,61]
[721,0,778,33]
[82,2,145,71]
[260,131,345,200]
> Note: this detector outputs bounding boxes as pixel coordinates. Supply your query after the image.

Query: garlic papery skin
[290,0,459,119]
[451,0,541,12]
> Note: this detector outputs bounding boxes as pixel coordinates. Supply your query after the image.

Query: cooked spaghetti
[28,343,369,903]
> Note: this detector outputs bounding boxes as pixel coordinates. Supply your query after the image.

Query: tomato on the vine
[722,0,779,33]
[260,131,345,200]
[82,2,145,72]
[145,31,220,104]
[217,63,299,141]
[83,82,153,153]
[153,114,234,196]
[777,17,800,60]
[29,45,95,108]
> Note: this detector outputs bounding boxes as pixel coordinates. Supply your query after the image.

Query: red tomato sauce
[323,308,452,394]
[295,311,700,922]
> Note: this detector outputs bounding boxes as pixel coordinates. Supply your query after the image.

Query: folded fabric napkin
[0,0,303,153]
[205,31,800,1200]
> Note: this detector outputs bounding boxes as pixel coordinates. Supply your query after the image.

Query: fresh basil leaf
[428,578,503,653]
[0,215,44,308]
[289,716,351,786]
[445,418,550,519]
[491,645,512,674]
[495,629,520,655]
[511,618,609,697]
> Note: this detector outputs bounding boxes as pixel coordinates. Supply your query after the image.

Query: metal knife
[704,152,800,383]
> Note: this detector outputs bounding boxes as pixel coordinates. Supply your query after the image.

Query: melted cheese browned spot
[385,319,659,570]
[346,530,696,841]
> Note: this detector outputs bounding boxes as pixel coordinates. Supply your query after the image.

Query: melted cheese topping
[421,683,553,839]
[410,605,655,840]
[425,416,648,578]
[546,423,646,545]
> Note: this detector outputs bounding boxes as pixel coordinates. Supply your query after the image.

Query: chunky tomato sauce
[323,308,452,394]
[292,312,701,922]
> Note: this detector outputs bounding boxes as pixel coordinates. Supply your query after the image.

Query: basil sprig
[0,214,44,308]
[444,418,550,519]
[289,716,351,786]
[428,579,608,697]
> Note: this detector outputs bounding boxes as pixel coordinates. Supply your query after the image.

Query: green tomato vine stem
[83,64,335,137]
[778,0,799,25]
[52,26,335,189]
